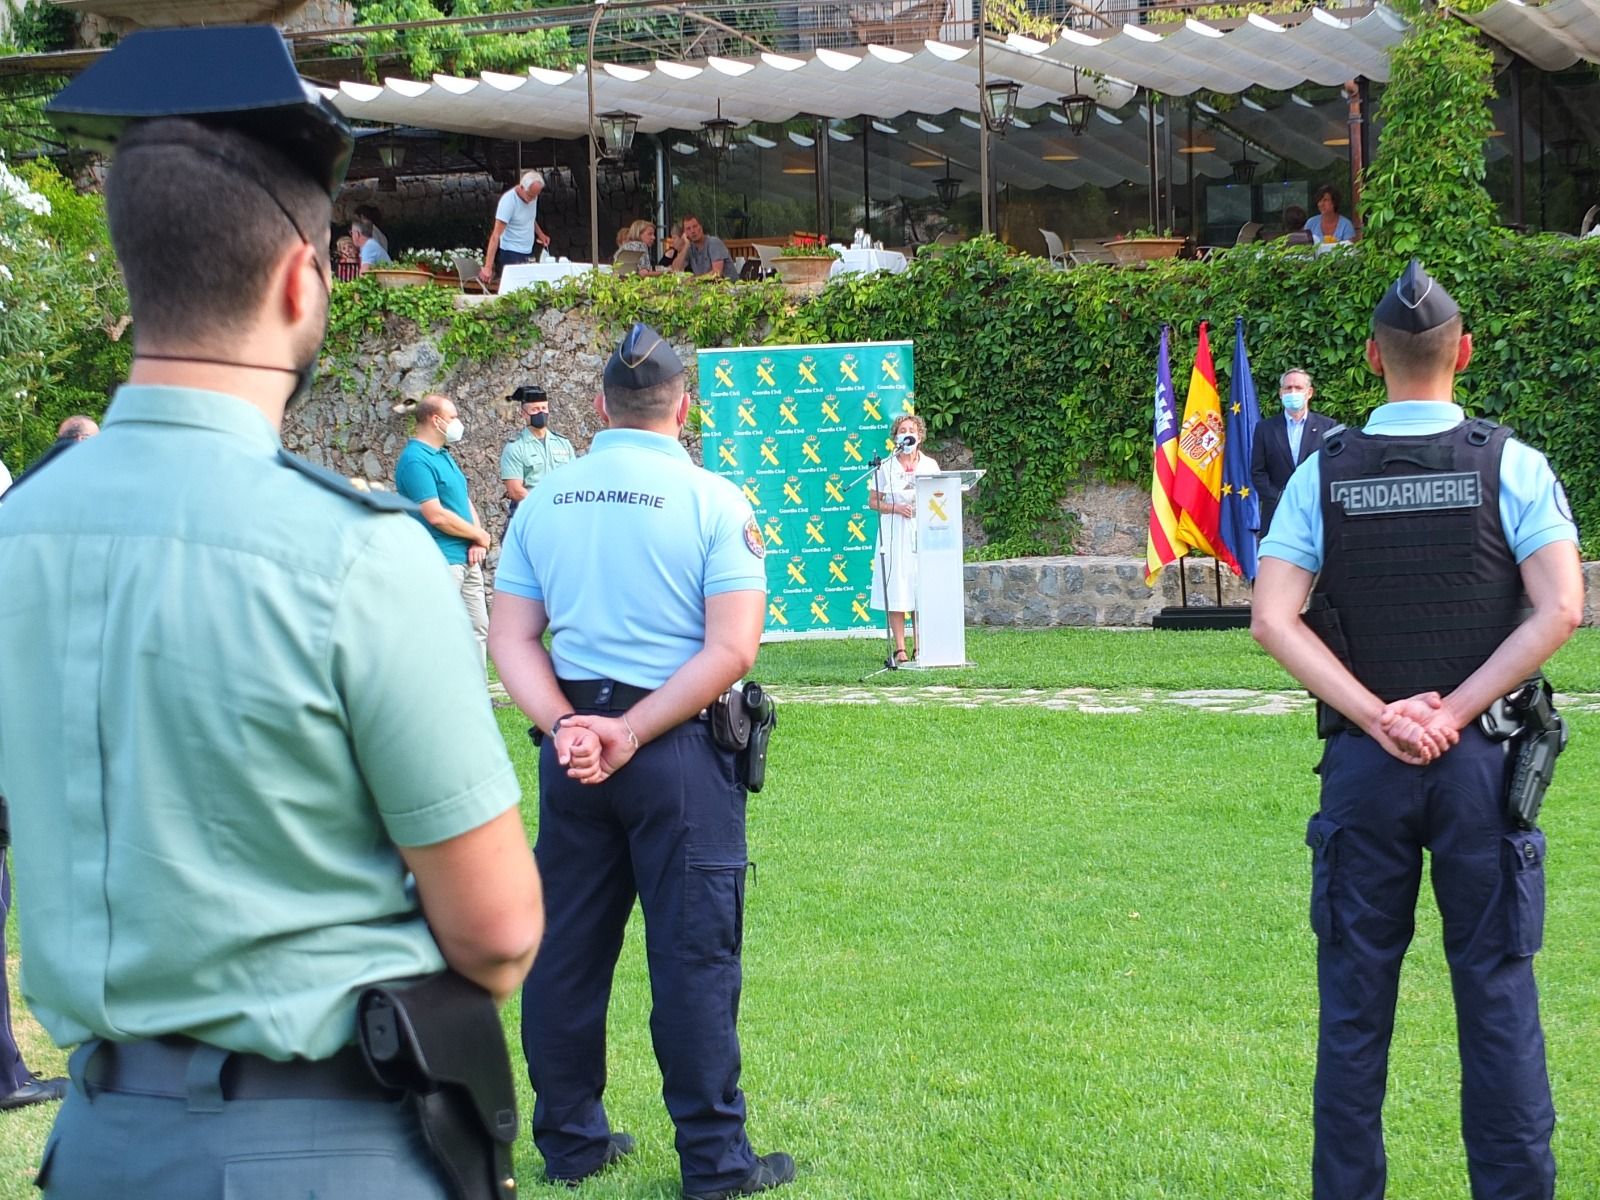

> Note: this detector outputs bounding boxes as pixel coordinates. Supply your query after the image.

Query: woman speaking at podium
[868,413,940,665]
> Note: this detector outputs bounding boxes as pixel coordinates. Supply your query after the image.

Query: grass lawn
[4,628,1598,1198]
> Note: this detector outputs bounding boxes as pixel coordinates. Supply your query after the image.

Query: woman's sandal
[894,649,909,664]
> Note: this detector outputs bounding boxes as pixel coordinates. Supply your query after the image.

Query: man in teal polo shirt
[396,392,493,667]
[0,28,543,1198]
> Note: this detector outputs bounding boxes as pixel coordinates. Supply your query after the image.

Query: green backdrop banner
[698,340,915,638]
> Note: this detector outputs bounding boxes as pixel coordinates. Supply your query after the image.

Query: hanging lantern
[702,98,736,154]
[933,156,961,207]
[595,110,640,161]
[983,79,1022,134]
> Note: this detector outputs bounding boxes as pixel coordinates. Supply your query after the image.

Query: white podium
[911,469,984,667]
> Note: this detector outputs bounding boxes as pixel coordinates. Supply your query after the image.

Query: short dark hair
[603,376,683,421]
[355,204,381,223]
[1312,184,1341,211]
[106,118,330,349]
[1374,314,1464,379]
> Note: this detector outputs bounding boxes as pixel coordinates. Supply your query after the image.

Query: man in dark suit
[1252,368,1336,535]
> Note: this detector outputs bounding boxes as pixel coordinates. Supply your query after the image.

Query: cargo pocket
[1502,829,1547,958]
[682,842,747,962]
[1306,816,1341,943]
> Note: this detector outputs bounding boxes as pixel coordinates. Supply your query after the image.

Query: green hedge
[327,234,1597,557]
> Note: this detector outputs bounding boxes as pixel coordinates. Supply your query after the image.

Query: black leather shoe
[0,1076,67,1111]
[683,1151,796,1200]
[546,1132,636,1187]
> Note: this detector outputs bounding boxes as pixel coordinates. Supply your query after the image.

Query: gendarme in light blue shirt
[1260,400,1578,574]
[0,385,519,1061]
[495,428,767,689]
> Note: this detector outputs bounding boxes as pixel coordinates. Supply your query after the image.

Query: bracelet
[622,714,640,749]
[548,712,577,737]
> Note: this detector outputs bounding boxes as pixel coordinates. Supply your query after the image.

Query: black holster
[357,972,518,1200]
[708,682,779,793]
[1478,678,1568,829]
[0,794,9,849]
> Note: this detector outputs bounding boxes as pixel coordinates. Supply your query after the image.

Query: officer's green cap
[45,25,353,199]
[1373,259,1461,335]
[604,323,684,390]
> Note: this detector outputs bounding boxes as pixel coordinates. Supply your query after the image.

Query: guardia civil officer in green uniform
[0,27,543,1199]
[1254,261,1582,1200]
[499,384,576,523]
[488,325,795,1199]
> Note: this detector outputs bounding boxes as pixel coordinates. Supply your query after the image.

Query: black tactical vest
[1305,419,1527,702]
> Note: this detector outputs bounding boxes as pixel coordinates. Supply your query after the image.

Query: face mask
[529,412,548,429]
[1281,391,1307,413]
[442,417,465,444]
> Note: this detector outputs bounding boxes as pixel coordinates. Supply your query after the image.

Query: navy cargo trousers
[1306,726,1555,1200]
[522,720,757,1195]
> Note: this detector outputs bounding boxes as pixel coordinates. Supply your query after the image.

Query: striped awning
[1458,0,1600,70]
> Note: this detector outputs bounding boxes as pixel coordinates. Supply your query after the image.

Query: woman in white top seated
[868,412,939,665]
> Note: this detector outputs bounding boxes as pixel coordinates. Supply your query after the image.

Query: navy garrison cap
[45,26,353,197]
[604,323,684,390]
[1373,259,1461,334]
[511,384,547,404]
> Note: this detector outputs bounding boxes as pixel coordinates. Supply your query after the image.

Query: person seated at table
[334,233,361,282]
[658,220,683,270]
[614,219,660,275]
[669,214,736,279]
[1303,185,1356,244]
[1281,204,1308,236]
[351,218,391,273]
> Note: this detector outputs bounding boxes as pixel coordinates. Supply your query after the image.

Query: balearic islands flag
[1171,321,1241,574]
[1144,325,1184,586]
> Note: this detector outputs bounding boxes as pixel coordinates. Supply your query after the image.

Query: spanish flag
[1145,325,1184,586]
[1171,322,1241,574]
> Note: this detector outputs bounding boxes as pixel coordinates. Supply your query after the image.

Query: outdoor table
[498,261,608,292]
[829,248,909,278]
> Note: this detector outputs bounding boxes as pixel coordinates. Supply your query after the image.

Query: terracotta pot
[1102,237,1186,265]
[773,256,835,284]
[368,267,435,289]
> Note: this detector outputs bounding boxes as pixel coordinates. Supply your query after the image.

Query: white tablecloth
[498,262,608,292]
[829,248,909,278]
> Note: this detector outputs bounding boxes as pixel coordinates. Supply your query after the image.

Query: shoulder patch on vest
[1321,424,1348,456]
[277,450,419,514]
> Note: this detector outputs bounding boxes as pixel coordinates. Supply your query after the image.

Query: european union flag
[1219,317,1261,581]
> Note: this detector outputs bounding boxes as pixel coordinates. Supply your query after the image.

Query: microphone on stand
[894,434,917,451]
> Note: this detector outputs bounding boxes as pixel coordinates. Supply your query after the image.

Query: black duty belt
[559,678,653,711]
[89,1037,395,1102]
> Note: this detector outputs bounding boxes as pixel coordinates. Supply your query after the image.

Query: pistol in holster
[357,972,519,1200]
[0,794,10,850]
[708,681,779,793]
[1478,677,1568,830]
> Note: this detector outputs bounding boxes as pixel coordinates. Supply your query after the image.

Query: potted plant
[1102,227,1187,265]
[369,258,436,288]
[772,243,840,285]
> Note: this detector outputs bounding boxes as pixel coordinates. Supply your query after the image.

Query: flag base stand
[1153,605,1252,631]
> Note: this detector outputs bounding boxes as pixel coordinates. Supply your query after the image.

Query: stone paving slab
[490,677,1600,717]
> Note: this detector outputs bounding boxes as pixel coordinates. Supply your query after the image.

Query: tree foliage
[335,0,576,81]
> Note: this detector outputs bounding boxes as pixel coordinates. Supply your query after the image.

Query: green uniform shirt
[499,426,576,496]
[0,385,521,1061]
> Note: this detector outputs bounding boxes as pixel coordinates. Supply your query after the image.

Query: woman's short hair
[891,412,926,441]
[626,219,654,243]
[1312,184,1341,210]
